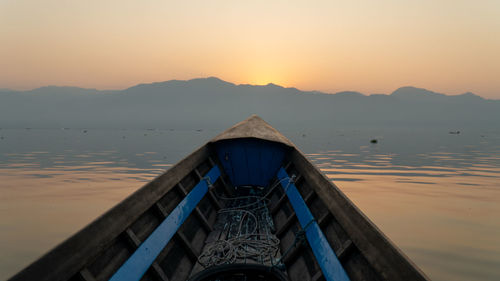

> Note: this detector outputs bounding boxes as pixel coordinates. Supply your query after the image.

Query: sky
[1,0,499,98]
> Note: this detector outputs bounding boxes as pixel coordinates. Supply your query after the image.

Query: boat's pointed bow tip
[209,115,295,148]
[245,114,264,122]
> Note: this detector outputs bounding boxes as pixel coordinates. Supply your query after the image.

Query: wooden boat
[9,115,428,281]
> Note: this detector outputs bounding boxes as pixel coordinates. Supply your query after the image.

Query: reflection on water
[0,160,171,279]
[0,128,216,279]
[308,144,500,281]
[0,127,499,280]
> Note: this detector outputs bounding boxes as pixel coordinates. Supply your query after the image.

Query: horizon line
[0,76,495,100]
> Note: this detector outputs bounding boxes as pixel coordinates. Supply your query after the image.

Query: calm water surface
[0,127,499,280]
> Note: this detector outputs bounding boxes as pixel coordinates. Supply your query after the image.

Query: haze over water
[0,127,499,280]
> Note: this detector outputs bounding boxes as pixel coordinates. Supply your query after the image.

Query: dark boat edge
[8,145,211,281]
[289,148,428,280]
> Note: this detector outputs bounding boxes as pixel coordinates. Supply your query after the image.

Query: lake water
[0,127,499,280]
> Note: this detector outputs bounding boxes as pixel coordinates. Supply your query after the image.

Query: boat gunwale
[9,145,211,281]
[288,148,429,280]
[9,114,430,281]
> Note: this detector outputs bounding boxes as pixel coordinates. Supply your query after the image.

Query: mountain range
[0,77,498,129]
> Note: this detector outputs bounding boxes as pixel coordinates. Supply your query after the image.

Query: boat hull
[9,116,428,281]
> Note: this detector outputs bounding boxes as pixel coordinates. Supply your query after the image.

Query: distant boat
[9,115,428,281]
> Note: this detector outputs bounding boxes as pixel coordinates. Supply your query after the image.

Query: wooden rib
[207,189,223,210]
[270,175,304,215]
[281,213,348,267]
[78,268,97,281]
[271,175,305,213]
[275,190,316,236]
[124,228,141,246]
[282,239,352,268]
[271,193,288,215]
[150,263,170,281]
[282,242,304,265]
[311,270,323,281]
[208,157,234,196]
[124,228,169,281]
[318,211,332,227]
[276,212,297,237]
[153,202,200,261]
[337,239,354,261]
[174,231,199,261]
[193,168,203,179]
[207,157,216,166]
[302,184,314,201]
[278,195,335,267]
[193,169,223,210]
[176,184,213,232]
[154,202,168,217]
[219,174,234,196]
[283,238,350,267]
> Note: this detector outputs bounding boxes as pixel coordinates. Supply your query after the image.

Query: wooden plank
[9,146,211,281]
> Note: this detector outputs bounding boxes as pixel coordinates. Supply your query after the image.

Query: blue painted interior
[215,138,287,187]
[277,167,350,281]
[109,166,221,281]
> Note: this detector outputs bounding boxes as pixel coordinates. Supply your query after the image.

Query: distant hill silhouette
[390,86,485,103]
[0,77,498,129]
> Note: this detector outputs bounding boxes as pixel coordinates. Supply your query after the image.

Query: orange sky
[1,0,499,98]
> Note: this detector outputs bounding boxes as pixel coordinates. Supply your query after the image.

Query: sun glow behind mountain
[1,0,499,98]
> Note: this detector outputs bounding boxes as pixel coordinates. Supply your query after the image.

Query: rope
[197,173,299,269]
[198,235,280,267]
[203,176,213,189]
[198,194,280,268]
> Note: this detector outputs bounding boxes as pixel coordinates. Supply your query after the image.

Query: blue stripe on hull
[277,167,350,281]
[110,165,221,281]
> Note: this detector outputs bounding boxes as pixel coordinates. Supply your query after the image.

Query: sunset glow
[1,0,499,97]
